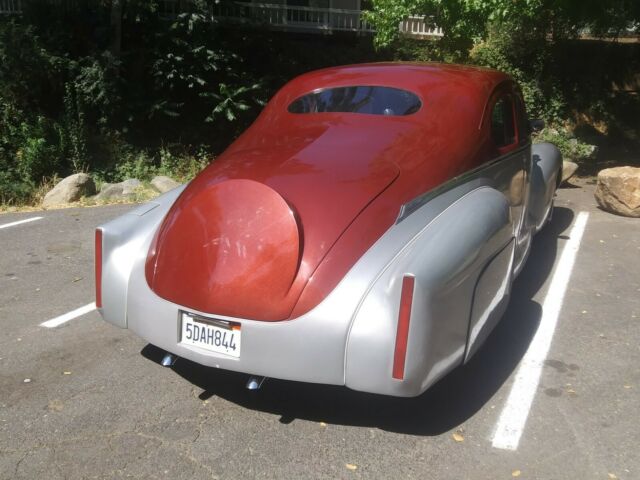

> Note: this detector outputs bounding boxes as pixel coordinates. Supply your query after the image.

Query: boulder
[42,173,96,207]
[150,175,181,193]
[594,166,640,218]
[97,178,142,201]
[560,161,579,186]
[121,178,142,194]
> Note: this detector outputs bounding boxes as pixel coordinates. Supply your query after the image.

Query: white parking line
[0,216,43,230]
[492,211,589,451]
[40,302,96,328]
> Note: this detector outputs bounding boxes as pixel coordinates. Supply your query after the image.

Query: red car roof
[146,63,517,321]
[276,62,509,107]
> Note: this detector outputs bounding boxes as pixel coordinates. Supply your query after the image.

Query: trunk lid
[146,121,403,320]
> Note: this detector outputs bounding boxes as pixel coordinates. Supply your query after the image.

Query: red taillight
[95,229,103,308]
[392,275,415,380]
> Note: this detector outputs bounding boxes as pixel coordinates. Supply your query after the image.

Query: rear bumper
[98,183,515,397]
[97,187,357,388]
[101,212,439,397]
[125,256,351,386]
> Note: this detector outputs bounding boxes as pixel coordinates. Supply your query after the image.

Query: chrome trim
[396,144,530,223]
[181,311,239,331]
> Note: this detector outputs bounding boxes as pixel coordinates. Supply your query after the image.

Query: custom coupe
[96,63,561,397]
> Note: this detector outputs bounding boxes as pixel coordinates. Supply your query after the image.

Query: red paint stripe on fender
[392,275,415,380]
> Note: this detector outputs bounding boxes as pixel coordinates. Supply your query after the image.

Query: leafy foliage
[89,144,209,193]
[535,127,596,163]
[367,0,640,49]
[204,83,264,123]
[0,91,64,204]
[0,3,267,204]
[149,7,266,138]
[367,0,640,131]
[1,1,637,206]
[468,19,566,122]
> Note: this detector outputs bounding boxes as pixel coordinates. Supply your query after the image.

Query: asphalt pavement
[0,183,638,480]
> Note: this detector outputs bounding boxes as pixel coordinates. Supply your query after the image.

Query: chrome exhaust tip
[161,353,178,367]
[246,376,266,390]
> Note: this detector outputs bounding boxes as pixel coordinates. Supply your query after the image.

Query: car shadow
[142,207,575,436]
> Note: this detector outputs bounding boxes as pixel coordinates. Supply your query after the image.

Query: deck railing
[211,2,375,33]
[1,0,444,39]
[210,3,444,36]
[399,15,443,38]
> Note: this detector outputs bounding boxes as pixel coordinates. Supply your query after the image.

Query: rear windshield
[288,86,421,116]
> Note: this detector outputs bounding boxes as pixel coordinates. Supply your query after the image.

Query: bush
[535,127,596,164]
[0,97,66,204]
[469,21,567,124]
[158,147,209,183]
[91,141,210,188]
[0,2,391,206]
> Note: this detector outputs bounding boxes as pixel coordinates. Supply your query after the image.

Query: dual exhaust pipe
[160,352,266,390]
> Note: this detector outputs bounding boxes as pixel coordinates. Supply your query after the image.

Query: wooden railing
[2,1,444,39]
[399,15,443,38]
[210,3,444,37]
[211,2,375,33]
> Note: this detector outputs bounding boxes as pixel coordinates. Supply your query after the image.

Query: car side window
[514,94,529,145]
[491,95,517,150]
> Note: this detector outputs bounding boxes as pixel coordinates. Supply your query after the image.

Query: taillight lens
[392,275,415,380]
[95,229,103,308]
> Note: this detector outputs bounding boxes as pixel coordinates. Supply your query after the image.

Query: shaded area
[561,40,640,175]
[142,207,575,435]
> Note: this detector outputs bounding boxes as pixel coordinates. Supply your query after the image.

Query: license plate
[180,312,241,358]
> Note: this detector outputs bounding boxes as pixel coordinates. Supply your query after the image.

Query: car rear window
[288,86,421,116]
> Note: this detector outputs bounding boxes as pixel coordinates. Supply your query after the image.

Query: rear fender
[98,186,186,328]
[345,187,512,397]
[528,142,562,232]
[464,237,515,362]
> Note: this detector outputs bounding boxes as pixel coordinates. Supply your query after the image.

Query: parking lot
[1,183,638,479]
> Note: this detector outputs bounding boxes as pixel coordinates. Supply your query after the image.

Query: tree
[365,0,640,50]
[365,0,640,124]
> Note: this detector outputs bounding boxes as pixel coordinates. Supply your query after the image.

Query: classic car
[95,63,562,397]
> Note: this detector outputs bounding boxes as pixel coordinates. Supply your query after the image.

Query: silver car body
[98,142,561,397]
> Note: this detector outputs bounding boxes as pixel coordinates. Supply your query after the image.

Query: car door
[487,88,528,235]
[463,87,528,360]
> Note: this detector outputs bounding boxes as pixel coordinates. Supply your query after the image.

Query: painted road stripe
[0,216,43,230]
[492,211,589,451]
[40,302,96,328]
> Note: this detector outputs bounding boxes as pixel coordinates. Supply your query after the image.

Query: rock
[560,161,579,186]
[122,178,142,194]
[42,173,96,207]
[150,175,181,193]
[97,178,142,201]
[96,183,117,200]
[594,166,640,218]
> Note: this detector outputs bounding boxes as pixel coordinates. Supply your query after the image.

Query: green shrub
[93,144,210,186]
[535,127,596,163]
[158,147,209,183]
[469,21,567,124]
[113,151,158,182]
[0,96,67,204]
[0,20,62,114]
[0,171,33,205]
[16,122,61,181]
